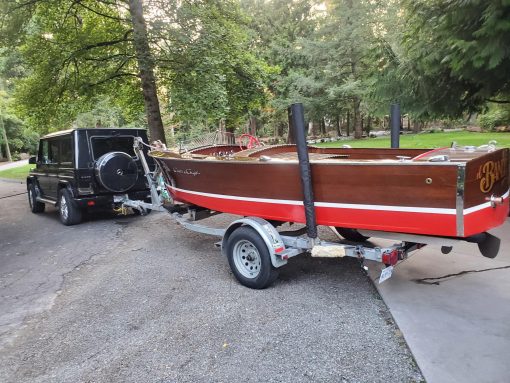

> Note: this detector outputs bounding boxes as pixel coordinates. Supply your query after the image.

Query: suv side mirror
[28,156,37,164]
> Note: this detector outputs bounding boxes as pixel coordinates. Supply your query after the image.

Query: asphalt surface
[0,159,29,171]
[0,180,423,383]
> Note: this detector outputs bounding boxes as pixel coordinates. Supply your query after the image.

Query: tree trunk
[0,117,12,162]
[412,120,422,133]
[336,115,341,136]
[277,122,285,138]
[353,99,362,139]
[346,111,350,137]
[366,115,372,134]
[287,108,295,144]
[320,118,326,135]
[248,115,257,136]
[218,119,226,133]
[308,121,319,137]
[128,0,166,144]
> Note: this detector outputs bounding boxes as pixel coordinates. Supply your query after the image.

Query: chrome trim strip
[74,130,79,168]
[456,165,466,237]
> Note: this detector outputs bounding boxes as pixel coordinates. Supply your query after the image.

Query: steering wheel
[239,134,261,150]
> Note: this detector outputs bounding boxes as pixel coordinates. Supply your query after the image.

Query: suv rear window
[90,136,136,160]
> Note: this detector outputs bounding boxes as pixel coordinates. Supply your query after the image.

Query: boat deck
[152,143,498,165]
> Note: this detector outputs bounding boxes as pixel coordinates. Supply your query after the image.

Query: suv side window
[48,139,59,164]
[39,140,49,164]
[60,136,73,165]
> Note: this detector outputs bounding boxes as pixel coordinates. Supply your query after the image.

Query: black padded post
[390,103,401,148]
[289,103,317,239]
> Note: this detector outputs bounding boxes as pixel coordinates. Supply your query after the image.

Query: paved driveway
[0,159,29,171]
[0,180,422,383]
[368,219,510,383]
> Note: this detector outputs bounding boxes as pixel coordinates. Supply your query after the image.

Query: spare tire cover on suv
[95,152,138,192]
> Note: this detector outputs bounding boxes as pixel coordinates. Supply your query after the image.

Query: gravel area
[0,201,423,382]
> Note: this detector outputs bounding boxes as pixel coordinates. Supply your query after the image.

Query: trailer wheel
[335,227,370,242]
[226,226,279,289]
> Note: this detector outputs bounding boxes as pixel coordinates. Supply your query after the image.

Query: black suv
[27,128,153,225]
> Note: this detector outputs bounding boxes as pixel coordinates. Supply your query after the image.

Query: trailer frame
[104,136,431,288]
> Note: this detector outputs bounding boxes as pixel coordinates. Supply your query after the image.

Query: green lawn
[316,131,510,149]
[0,164,33,180]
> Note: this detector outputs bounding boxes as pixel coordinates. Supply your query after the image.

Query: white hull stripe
[169,186,509,216]
[464,189,510,214]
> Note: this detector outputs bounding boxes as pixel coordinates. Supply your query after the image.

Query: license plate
[379,266,393,284]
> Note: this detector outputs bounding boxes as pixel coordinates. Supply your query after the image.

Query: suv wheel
[28,183,45,213]
[59,189,82,225]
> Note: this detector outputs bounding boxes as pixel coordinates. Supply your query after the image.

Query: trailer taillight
[382,249,399,266]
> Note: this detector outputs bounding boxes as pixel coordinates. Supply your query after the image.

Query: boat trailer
[107,135,490,289]
[116,101,501,289]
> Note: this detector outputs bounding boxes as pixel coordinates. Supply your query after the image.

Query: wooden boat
[149,142,509,239]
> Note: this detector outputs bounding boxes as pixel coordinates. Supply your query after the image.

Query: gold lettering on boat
[476,152,508,193]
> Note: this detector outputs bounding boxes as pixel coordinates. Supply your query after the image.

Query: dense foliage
[0,0,509,154]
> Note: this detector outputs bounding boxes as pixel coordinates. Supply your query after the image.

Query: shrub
[478,108,510,131]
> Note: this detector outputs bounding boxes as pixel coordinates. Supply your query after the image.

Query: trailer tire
[226,226,279,289]
[335,227,370,242]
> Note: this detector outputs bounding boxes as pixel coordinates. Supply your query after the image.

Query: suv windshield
[90,136,136,160]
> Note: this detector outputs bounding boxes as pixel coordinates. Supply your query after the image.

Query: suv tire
[28,183,45,213]
[59,188,82,226]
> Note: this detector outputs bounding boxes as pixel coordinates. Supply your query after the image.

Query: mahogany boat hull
[151,147,509,238]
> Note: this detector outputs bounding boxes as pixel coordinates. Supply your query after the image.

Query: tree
[241,0,321,139]
[1,0,164,142]
[0,81,38,157]
[243,0,397,139]
[128,0,165,143]
[1,0,271,141]
[401,0,510,112]
[156,0,272,133]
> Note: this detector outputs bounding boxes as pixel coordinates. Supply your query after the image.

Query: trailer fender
[222,217,288,268]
